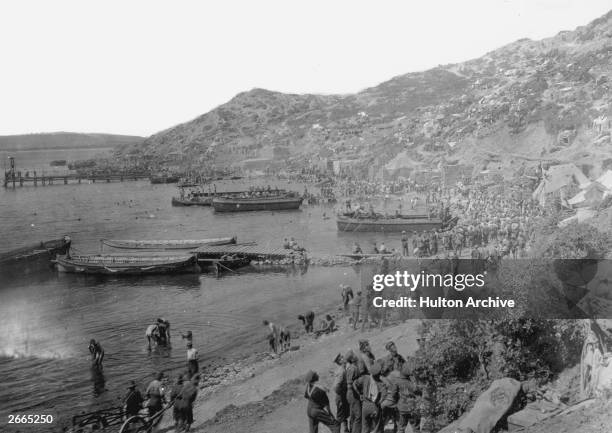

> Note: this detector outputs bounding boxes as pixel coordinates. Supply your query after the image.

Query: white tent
[532,163,590,205]
[596,170,612,189]
[567,169,612,206]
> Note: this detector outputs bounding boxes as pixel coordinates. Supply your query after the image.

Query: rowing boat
[101,236,237,250]
[54,254,199,275]
[171,196,213,206]
[338,253,396,260]
[212,194,303,212]
[336,214,443,232]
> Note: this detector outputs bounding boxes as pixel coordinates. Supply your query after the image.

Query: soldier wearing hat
[304,370,340,433]
[357,340,375,375]
[345,350,362,433]
[401,231,409,256]
[396,361,421,433]
[332,353,350,432]
[145,372,165,419]
[383,341,406,375]
[123,380,144,419]
[350,291,362,330]
[352,360,383,433]
[175,374,199,432]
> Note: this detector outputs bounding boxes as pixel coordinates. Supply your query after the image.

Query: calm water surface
[0,177,404,429]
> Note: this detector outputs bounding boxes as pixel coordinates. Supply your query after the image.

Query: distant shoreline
[0,146,114,152]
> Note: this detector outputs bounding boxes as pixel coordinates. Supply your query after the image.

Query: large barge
[212,194,303,212]
[336,214,444,232]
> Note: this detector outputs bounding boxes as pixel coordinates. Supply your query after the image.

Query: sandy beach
[158,317,420,433]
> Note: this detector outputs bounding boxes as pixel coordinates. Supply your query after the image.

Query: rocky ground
[157,318,420,433]
[154,314,612,433]
[521,399,612,433]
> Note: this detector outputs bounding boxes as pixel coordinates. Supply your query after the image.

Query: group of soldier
[305,339,421,433]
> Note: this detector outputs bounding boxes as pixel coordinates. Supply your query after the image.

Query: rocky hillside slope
[121,10,612,178]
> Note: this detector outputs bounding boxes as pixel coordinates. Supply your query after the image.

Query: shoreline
[157,315,421,432]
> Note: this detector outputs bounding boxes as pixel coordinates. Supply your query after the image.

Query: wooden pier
[193,244,302,260]
[3,173,150,188]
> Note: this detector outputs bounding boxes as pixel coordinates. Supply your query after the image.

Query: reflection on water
[90,365,107,398]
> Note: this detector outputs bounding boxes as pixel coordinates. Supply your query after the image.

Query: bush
[412,317,586,430]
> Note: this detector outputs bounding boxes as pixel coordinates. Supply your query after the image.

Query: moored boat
[171,196,213,206]
[101,236,236,250]
[212,193,303,212]
[0,237,72,276]
[338,253,396,260]
[336,214,444,232]
[54,254,198,275]
[150,175,180,184]
[198,255,251,272]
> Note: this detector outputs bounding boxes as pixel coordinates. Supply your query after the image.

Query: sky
[0,0,610,137]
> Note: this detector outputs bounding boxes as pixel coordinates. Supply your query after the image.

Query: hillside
[0,132,144,151]
[120,10,612,178]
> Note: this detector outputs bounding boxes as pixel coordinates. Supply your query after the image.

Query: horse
[146,324,167,349]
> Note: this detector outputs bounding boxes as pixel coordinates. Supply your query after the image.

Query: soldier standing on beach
[304,370,340,433]
[186,343,199,378]
[123,380,144,419]
[396,362,421,433]
[340,284,354,315]
[401,231,409,256]
[345,351,362,433]
[350,291,362,330]
[175,374,200,432]
[332,353,349,433]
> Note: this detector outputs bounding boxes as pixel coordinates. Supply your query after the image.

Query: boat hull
[171,196,213,206]
[198,257,251,271]
[150,176,179,184]
[212,197,303,212]
[55,254,198,275]
[0,238,71,276]
[101,236,236,250]
[336,216,443,232]
[338,253,395,260]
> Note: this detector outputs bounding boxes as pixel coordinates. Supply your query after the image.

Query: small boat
[101,236,236,250]
[171,196,213,206]
[54,254,198,275]
[150,175,180,184]
[198,255,251,272]
[50,160,67,166]
[0,237,72,275]
[336,214,444,232]
[212,193,303,212]
[338,253,396,260]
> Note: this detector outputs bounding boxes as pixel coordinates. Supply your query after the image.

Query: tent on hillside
[567,169,612,207]
[532,163,590,206]
[596,169,612,189]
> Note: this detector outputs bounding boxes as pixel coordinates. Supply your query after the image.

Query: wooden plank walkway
[193,244,301,260]
[3,173,150,187]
